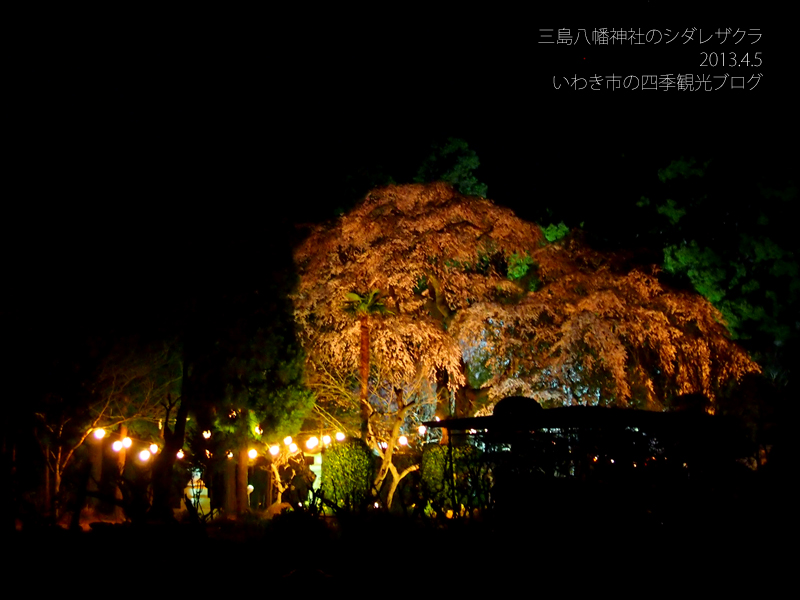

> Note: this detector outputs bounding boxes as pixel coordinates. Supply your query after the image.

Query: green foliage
[413,137,488,197]
[420,443,491,515]
[656,199,686,225]
[663,241,727,303]
[413,275,428,295]
[506,252,542,292]
[343,289,394,317]
[206,278,316,453]
[215,344,314,449]
[657,156,710,183]
[321,439,374,511]
[639,154,799,348]
[663,233,798,343]
[542,222,570,243]
[507,252,534,281]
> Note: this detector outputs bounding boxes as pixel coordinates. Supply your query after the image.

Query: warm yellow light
[335,432,345,442]
[289,443,298,453]
[205,449,212,458]
[112,441,123,452]
[122,437,132,448]
[202,430,211,439]
[93,428,106,440]
[269,445,280,456]
[248,449,257,459]
[149,444,158,454]
[306,436,319,450]
[379,441,388,449]
[247,485,254,493]
[398,435,408,446]
[283,436,293,446]
[322,435,331,445]
[227,450,234,459]
[139,450,151,461]
[176,449,184,459]
[418,425,427,436]
[254,425,263,435]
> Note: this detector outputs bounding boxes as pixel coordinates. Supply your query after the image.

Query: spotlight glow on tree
[294,183,758,412]
[292,183,759,505]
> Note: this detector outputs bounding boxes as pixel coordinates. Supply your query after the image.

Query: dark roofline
[423,406,721,435]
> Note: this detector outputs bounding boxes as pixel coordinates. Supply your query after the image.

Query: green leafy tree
[414,137,488,197]
[151,236,315,520]
[640,156,799,347]
[209,317,315,512]
[542,222,570,243]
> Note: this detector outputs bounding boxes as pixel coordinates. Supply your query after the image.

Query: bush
[420,444,491,516]
[321,439,374,512]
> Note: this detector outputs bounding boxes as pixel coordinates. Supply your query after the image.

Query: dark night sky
[5,13,797,349]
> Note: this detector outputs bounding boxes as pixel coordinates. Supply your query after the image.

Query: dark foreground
[4,495,790,592]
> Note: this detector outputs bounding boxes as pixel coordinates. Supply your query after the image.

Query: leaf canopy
[293,183,759,411]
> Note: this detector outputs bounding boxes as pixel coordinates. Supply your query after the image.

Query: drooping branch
[295,183,758,418]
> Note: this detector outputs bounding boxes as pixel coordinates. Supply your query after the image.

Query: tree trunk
[114,425,128,521]
[436,370,451,445]
[44,464,51,518]
[270,462,286,504]
[237,448,249,513]
[53,469,61,520]
[149,359,191,521]
[387,464,420,509]
[373,388,405,492]
[88,438,103,509]
[359,314,371,439]
[224,456,236,514]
